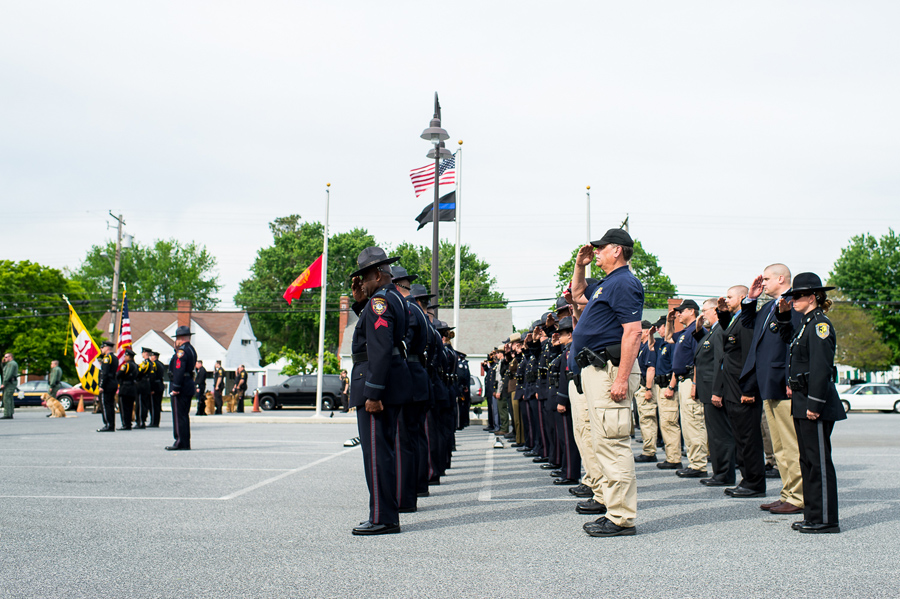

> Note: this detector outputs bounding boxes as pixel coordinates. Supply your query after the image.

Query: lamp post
[107,212,127,340]
[420,92,450,316]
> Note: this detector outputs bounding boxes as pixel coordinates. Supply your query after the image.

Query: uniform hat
[653,316,667,328]
[785,273,835,298]
[555,297,570,313]
[531,320,541,331]
[124,348,136,357]
[557,316,574,332]
[172,325,194,338]
[508,332,522,342]
[641,320,653,329]
[435,320,454,332]
[540,312,551,326]
[590,228,634,248]
[390,265,418,283]
[585,277,599,287]
[141,347,153,354]
[426,302,439,311]
[350,246,400,279]
[152,351,160,357]
[673,299,700,312]
[408,283,435,300]
[101,340,115,348]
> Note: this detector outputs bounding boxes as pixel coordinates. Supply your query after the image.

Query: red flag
[283,254,324,305]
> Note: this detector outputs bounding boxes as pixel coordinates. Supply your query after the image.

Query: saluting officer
[348,247,412,535]
[570,228,644,537]
[776,273,845,534]
[167,326,197,451]
[667,299,708,478]
[116,348,138,430]
[213,360,226,414]
[149,351,164,427]
[551,316,581,485]
[97,341,119,432]
[136,347,154,429]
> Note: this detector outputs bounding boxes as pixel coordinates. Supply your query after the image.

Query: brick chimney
[337,295,350,355]
[177,299,192,330]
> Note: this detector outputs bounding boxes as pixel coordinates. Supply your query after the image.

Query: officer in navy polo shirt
[570,228,644,537]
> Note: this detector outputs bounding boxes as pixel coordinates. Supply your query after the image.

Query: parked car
[16,380,97,411]
[255,374,343,410]
[469,375,483,403]
[838,383,900,413]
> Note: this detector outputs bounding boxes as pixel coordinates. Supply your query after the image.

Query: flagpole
[585,186,591,279]
[315,183,330,418]
[452,141,462,345]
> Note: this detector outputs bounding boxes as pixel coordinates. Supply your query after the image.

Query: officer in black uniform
[551,316,581,485]
[195,360,208,415]
[116,348,138,430]
[97,341,119,432]
[167,325,197,450]
[213,360,226,414]
[149,351,165,427]
[136,347,154,429]
[775,273,845,534]
[348,247,412,535]
[407,283,438,497]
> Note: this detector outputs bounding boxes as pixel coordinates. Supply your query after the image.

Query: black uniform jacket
[428,325,449,406]
[776,307,846,422]
[168,343,198,396]
[116,361,137,395]
[714,310,758,403]
[740,297,802,400]
[100,353,119,390]
[403,296,431,404]
[150,359,164,392]
[693,323,724,404]
[195,366,208,393]
[350,283,412,407]
[137,359,154,389]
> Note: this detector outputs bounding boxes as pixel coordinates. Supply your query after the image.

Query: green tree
[0,261,98,381]
[270,347,341,375]
[390,240,506,308]
[73,239,221,310]
[234,215,376,363]
[554,240,676,308]
[827,302,893,371]
[829,229,900,364]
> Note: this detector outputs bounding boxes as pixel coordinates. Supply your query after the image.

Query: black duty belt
[408,355,422,363]
[352,347,401,364]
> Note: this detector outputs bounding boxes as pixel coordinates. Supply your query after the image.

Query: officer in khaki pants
[652,318,682,469]
[634,321,658,462]
[570,228,644,537]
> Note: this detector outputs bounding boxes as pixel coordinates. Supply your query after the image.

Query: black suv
[256,374,344,410]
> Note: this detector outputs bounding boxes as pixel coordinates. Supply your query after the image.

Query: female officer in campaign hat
[774,272,844,534]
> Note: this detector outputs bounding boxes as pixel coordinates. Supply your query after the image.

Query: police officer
[233,365,248,412]
[167,326,197,450]
[149,351,164,427]
[213,360,226,414]
[48,360,63,398]
[0,353,19,420]
[348,247,412,535]
[551,316,581,485]
[195,360,208,416]
[97,341,119,432]
[775,273,845,534]
[136,347,154,429]
[570,228,644,537]
[116,348,138,430]
[634,321,658,462]
[667,299,708,478]
[653,316,681,469]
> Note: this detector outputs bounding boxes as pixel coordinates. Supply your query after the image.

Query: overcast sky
[3,2,898,329]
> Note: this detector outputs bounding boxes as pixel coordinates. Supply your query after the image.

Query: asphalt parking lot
[1,408,898,599]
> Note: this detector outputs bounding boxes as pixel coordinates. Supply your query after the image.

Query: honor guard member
[391,269,432,511]
[48,360,63,399]
[653,316,681,469]
[97,341,119,432]
[408,283,439,496]
[536,314,558,466]
[136,348,154,428]
[436,321,459,469]
[213,360,226,414]
[411,285,446,487]
[195,361,208,416]
[116,348,138,430]
[667,299,708,478]
[775,273,844,533]
[634,321,658,462]
[457,351,472,429]
[149,351,165,427]
[570,228,644,537]
[167,326,197,450]
[348,247,412,535]
[551,316,581,485]
[1,353,19,419]
[522,325,544,459]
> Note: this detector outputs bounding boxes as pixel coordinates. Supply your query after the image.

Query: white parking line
[219,447,357,500]
[478,449,494,502]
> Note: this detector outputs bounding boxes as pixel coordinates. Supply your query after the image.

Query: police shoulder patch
[371,297,387,315]
[816,323,830,339]
[177,349,184,357]
[592,287,603,300]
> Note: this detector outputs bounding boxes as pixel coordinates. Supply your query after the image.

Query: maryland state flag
[283,254,323,305]
[66,300,101,394]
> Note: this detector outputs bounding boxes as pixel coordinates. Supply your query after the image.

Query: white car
[838,384,900,413]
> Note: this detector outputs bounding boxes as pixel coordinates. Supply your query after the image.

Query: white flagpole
[452,141,462,345]
[315,183,330,417]
[585,185,591,279]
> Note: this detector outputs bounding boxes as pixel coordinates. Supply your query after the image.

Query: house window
[241,339,252,346]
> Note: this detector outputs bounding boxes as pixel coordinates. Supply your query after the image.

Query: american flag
[409,154,456,198]
[116,292,133,361]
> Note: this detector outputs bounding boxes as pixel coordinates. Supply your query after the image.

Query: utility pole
[108,212,125,341]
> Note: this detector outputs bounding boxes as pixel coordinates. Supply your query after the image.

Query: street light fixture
[420,92,449,315]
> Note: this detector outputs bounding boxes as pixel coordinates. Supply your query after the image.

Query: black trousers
[118,391,135,429]
[196,385,206,414]
[724,399,765,492]
[541,398,557,463]
[137,384,150,425]
[704,401,736,484]
[100,385,117,430]
[235,389,245,412]
[425,408,445,480]
[214,388,223,414]
[521,400,534,448]
[171,390,193,449]
[557,408,582,480]
[531,400,546,457]
[150,388,163,427]
[357,404,400,525]
[795,418,839,525]
[396,402,428,509]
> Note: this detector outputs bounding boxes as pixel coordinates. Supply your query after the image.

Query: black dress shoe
[523,451,538,457]
[656,461,681,470]
[676,468,707,478]
[550,469,564,477]
[511,443,524,448]
[700,478,730,486]
[427,477,441,486]
[416,490,430,497]
[352,521,401,536]
[398,507,417,513]
[553,478,579,485]
[634,454,658,463]
[532,457,549,463]
[575,498,607,514]
[791,519,811,531]
[584,516,636,537]
[765,467,781,479]
[121,427,132,431]
[147,424,160,428]
[798,522,840,534]
[165,445,190,451]
[729,487,764,498]
[135,424,146,429]
[0,415,13,420]
[570,484,593,498]
[96,427,114,432]
[539,463,557,469]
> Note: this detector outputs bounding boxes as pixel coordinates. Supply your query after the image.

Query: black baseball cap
[673,299,700,312]
[590,228,633,248]
[641,320,652,329]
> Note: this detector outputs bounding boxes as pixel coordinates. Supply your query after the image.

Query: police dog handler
[570,228,644,537]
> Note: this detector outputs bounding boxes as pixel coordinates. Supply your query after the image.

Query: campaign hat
[350,246,400,279]
[409,283,435,300]
[557,316,574,332]
[784,273,835,298]
[172,325,194,337]
[391,265,418,283]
